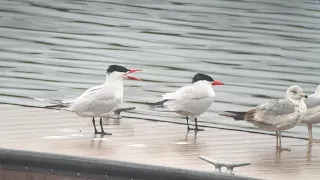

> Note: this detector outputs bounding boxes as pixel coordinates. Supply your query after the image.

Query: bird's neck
[103,76,124,92]
[287,97,304,107]
[295,98,307,114]
[104,74,124,90]
[193,81,215,97]
[194,81,213,90]
[315,85,320,96]
[105,73,123,83]
[193,80,211,87]
[314,91,320,98]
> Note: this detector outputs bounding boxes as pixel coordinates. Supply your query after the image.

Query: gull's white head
[106,65,142,81]
[285,85,308,100]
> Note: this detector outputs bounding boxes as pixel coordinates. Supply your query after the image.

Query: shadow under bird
[151,73,225,131]
[220,85,308,151]
[300,85,320,143]
[36,65,142,135]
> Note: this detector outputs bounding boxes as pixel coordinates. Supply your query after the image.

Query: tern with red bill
[36,65,142,135]
[152,73,225,131]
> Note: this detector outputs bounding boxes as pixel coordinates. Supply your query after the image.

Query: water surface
[1,0,320,138]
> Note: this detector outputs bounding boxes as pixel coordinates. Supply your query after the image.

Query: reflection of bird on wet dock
[151,73,225,131]
[300,85,320,143]
[220,85,307,151]
[35,65,142,135]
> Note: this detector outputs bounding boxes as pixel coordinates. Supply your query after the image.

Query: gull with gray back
[220,85,308,151]
[300,85,320,143]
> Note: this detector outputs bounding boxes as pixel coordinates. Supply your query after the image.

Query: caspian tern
[220,85,308,151]
[153,73,225,131]
[300,85,320,143]
[37,65,142,135]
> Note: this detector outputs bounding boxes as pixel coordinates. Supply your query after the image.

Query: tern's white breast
[164,81,215,119]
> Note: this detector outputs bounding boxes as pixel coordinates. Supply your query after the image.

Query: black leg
[194,118,204,131]
[99,117,112,135]
[186,116,194,131]
[92,117,99,134]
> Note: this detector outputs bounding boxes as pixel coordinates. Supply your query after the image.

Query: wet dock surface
[1,0,320,140]
[1,104,320,180]
[0,168,101,180]
[0,0,320,179]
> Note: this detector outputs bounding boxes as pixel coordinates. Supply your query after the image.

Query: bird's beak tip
[212,80,225,86]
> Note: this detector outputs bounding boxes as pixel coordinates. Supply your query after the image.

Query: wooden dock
[1,104,320,180]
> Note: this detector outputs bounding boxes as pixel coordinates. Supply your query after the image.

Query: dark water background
[1,0,320,138]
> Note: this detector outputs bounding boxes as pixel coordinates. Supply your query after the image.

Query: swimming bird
[153,73,225,131]
[220,85,307,151]
[300,85,320,143]
[37,65,142,135]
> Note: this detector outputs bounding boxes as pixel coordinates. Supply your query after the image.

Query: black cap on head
[107,65,130,74]
[192,73,214,83]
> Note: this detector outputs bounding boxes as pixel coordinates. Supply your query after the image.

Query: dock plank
[0,104,320,180]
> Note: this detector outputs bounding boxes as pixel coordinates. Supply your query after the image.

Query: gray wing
[77,84,103,100]
[301,94,320,123]
[304,94,320,109]
[245,99,297,126]
[259,99,296,116]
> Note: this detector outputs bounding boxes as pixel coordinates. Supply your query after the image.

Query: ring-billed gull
[220,85,307,151]
[301,85,320,143]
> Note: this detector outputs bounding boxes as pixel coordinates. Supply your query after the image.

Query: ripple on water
[0,0,319,137]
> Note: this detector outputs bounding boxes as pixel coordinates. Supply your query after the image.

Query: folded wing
[162,85,212,115]
[245,99,297,127]
[67,85,121,114]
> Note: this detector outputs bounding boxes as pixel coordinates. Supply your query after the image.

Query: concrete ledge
[0,148,258,180]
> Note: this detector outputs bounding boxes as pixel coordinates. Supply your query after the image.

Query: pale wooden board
[0,104,320,180]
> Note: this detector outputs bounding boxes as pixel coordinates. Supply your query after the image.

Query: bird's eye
[292,90,297,94]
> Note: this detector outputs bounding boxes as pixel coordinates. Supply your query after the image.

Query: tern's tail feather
[33,98,61,104]
[162,93,175,100]
[145,100,168,107]
[219,111,246,121]
[33,98,70,109]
